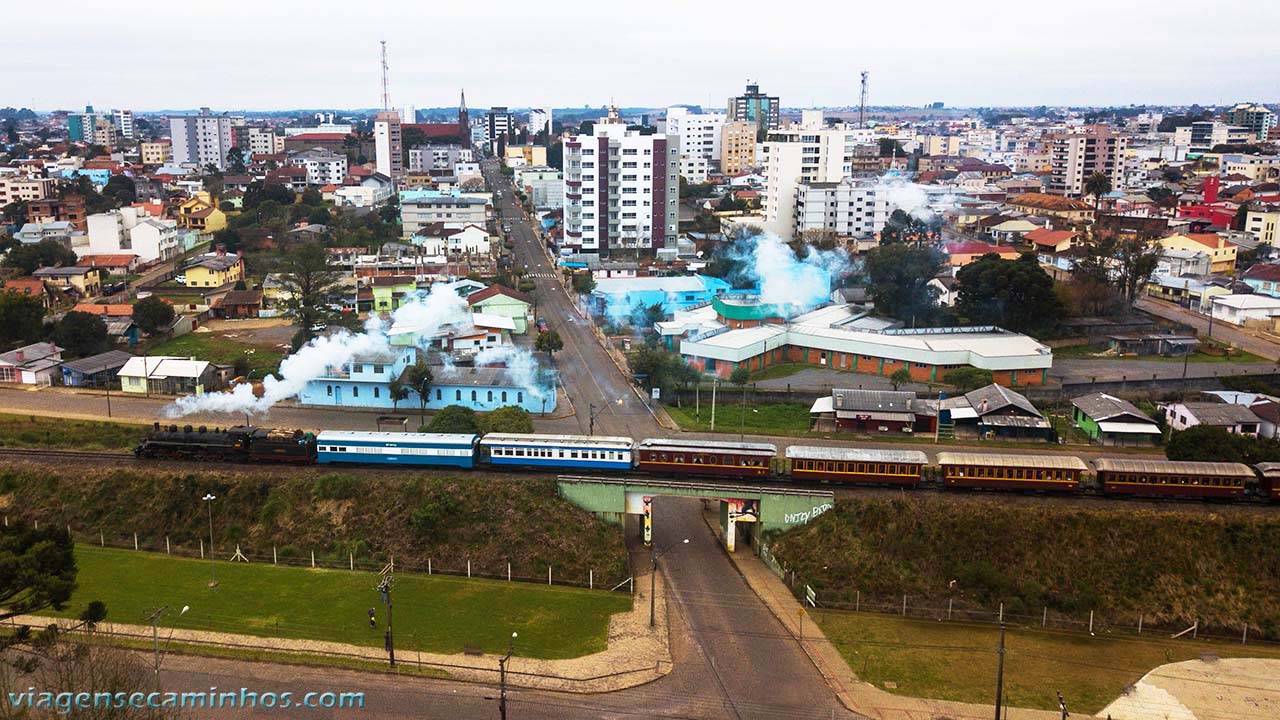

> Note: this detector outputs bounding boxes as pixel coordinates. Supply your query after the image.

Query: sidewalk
[702,510,1061,720]
[13,575,672,694]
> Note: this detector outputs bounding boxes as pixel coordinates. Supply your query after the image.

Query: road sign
[804,585,816,608]
[651,387,661,400]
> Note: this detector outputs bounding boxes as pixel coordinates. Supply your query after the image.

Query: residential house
[176,192,227,234]
[1159,233,1237,274]
[1163,401,1261,436]
[334,173,394,208]
[590,275,732,321]
[1106,334,1199,357]
[33,266,103,299]
[806,388,936,435]
[117,355,214,396]
[1024,228,1078,254]
[1145,274,1231,310]
[2,277,51,310]
[466,284,533,334]
[1071,392,1161,445]
[371,276,418,312]
[60,350,135,387]
[182,250,245,289]
[1156,248,1211,277]
[1242,263,1280,298]
[0,342,64,385]
[1006,193,1095,222]
[927,276,957,307]
[1244,207,1279,247]
[941,383,1053,440]
[76,254,141,277]
[86,207,179,262]
[1207,293,1280,327]
[989,219,1040,245]
[212,290,263,319]
[943,241,1020,271]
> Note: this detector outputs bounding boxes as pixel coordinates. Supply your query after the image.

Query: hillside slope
[770,496,1280,638]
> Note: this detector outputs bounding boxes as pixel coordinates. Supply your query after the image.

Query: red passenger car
[1255,463,1280,502]
[635,439,776,480]
[1096,458,1252,500]
[936,452,1085,492]
[787,446,926,486]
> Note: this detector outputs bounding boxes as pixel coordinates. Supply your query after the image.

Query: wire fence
[5,516,633,596]
[758,540,1280,647]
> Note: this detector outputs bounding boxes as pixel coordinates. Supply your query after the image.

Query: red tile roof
[466,284,532,306]
[72,303,135,317]
[1024,229,1078,247]
[945,241,1018,256]
[1008,193,1094,212]
[1184,233,1223,249]
[1244,264,1280,282]
[77,254,139,268]
[2,278,45,296]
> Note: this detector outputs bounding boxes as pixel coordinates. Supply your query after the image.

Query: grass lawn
[57,546,629,660]
[666,401,812,435]
[0,412,147,451]
[814,609,1280,713]
[149,332,284,379]
[1053,343,1268,363]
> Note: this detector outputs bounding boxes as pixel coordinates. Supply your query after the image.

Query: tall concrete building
[1046,128,1128,197]
[113,109,134,140]
[485,107,515,155]
[719,121,758,175]
[761,125,859,240]
[528,108,553,135]
[169,109,237,170]
[657,107,725,183]
[67,105,112,143]
[561,107,680,256]
[728,82,780,135]
[793,178,889,239]
[1223,103,1277,142]
[374,110,404,184]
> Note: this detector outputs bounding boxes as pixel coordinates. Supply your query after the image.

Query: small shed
[1071,392,1161,446]
[61,350,135,387]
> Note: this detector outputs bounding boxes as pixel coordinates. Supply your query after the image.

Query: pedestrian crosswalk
[523,272,557,279]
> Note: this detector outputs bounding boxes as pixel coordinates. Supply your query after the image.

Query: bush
[479,406,534,434]
[311,474,362,500]
[410,494,462,541]
[425,405,481,434]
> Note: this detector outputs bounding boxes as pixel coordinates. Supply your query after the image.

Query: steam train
[134,424,1280,503]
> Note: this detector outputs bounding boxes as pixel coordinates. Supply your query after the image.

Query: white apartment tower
[1047,128,1128,197]
[761,126,861,240]
[658,107,725,183]
[529,108,553,136]
[169,109,237,170]
[374,110,404,184]
[561,108,680,255]
[793,179,889,239]
[113,109,134,140]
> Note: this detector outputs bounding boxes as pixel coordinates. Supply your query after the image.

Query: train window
[515,449,525,457]
[570,451,579,459]
[835,462,844,473]
[675,455,684,462]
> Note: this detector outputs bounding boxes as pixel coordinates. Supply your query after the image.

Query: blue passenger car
[478,433,633,472]
[316,431,479,468]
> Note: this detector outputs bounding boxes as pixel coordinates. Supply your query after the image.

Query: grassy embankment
[0,412,148,451]
[55,545,626,659]
[770,495,1280,711]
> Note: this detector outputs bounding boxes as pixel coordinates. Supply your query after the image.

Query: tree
[863,243,945,325]
[242,180,295,210]
[729,366,751,386]
[388,377,409,412]
[300,187,324,206]
[425,404,479,434]
[2,199,28,223]
[534,330,564,363]
[955,253,1064,336]
[0,290,45,349]
[52,311,108,358]
[1165,425,1280,465]
[225,146,247,174]
[307,206,331,226]
[2,238,78,275]
[717,192,744,212]
[889,367,912,391]
[479,406,534,434]
[275,242,344,347]
[880,208,937,245]
[1072,229,1161,309]
[131,296,176,336]
[943,367,993,392]
[1084,172,1113,210]
[0,523,77,623]
[628,347,699,402]
[402,360,434,428]
[571,273,596,295]
[101,175,136,206]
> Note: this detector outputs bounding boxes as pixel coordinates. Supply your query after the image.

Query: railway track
[0,447,134,462]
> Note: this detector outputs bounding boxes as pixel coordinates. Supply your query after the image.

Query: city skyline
[7,0,1279,111]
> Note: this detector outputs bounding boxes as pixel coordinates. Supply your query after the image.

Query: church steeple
[458,89,469,138]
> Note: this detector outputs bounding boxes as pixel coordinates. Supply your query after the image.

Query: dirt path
[1098,657,1280,719]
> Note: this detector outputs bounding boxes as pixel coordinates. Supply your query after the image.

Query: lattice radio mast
[859,70,869,129]
[380,41,391,111]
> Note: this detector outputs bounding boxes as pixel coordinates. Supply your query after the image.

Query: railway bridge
[557,476,835,553]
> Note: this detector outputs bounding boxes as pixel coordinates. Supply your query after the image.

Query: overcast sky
[6,0,1278,112]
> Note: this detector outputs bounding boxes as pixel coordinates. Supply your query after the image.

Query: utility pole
[710,380,717,431]
[739,383,748,441]
[589,403,595,436]
[499,632,517,720]
[649,539,689,628]
[202,494,217,588]
[377,575,395,666]
[994,623,1006,720]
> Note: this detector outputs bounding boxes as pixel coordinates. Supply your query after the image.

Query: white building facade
[761,126,860,241]
[169,110,238,170]
[792,179,889,239]
[658,107,725,183]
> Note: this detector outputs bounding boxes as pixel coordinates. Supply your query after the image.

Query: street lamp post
[147,605,190,679]
[377,575,395,666]
[498,631,517,720]
[650,538,689,628]
[202,493,217,588]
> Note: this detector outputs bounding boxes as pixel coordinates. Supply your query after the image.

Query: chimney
[14,350,24,363]
[1203,176,1220,204]
[216,244,226,257]
[979,399,989,413]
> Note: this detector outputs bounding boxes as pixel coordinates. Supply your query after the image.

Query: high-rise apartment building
[719,121,758,175]
[761,126,860,240]
[528,108,553,136]
[67,105,112,143]
[561,108,680,255]
[113,109,134,140]
[247,127,283,156]
[485,107,515,155]
[1046,129,1128,197]
[793,178,889,239]
[1223,103,1276,141]
[728,82,780,135]
[169,109,238,170]
[374,110,404,184]
[657,107,725,183]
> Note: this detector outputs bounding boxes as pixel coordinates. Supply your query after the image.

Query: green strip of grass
[148,332,284,378]
[57,545,630,660]
[814,609,1280,713]
[665,401,812,435]
[0,412,147,451]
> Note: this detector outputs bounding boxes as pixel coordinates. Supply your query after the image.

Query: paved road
[482,160,661,440]
[1137,297,1280,361]
[156,496,851,720]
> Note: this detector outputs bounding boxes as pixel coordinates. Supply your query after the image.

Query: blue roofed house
[591,275,732,321]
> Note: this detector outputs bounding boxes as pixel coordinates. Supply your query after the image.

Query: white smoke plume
[719,231,852,313]
[473,345,556,405]
[165,283,473,418]
[875,170,960,224]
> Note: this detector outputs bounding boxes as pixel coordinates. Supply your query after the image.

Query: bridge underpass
[557,476,835,553]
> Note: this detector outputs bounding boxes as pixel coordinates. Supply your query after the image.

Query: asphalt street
[156,496,853,720]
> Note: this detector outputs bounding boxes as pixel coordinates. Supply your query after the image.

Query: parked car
[536,318,549,333]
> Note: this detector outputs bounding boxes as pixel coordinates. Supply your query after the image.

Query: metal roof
[638,438,777,454]
[965,384,1042,418]
[1093,458,1254,477]
[1096,421,1162,434]
[317,431,478,444]
[1177,402,1262,426]
[787,446,928,464]
[60,350,134,376]
[480,433,633,447]
[835,410,915,422]
[831,388,914,413]
[980,415,1052,428]
[936,452,1087,471]
[1254,462,1280,477]
[1071,392,1153,423]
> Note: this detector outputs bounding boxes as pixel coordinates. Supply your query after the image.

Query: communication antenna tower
[380,41,391,111]
[859,70,869,129]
